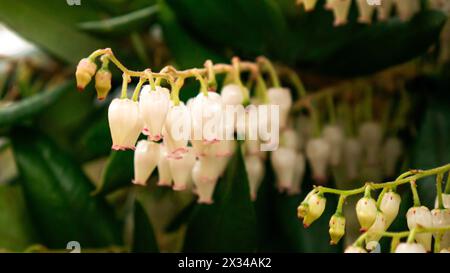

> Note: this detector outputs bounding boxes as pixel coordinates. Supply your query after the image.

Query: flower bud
[407,206,433,251]
[343,138,362,180]
[297,202,309,219]
[169,147,196,191]
[139,85,171,141]
[356,196,377,232]
[431,208,450,250]
[322,125,344,166]
[221,84,244,106]
[108,98,143,150]
[94,69,112,100]
[297,0,319,11]
[133,140,159,186]
[395,243,426,253]
[157,145,172,186]
[382,137,403,177]
[329,213,346,245]
[344,246,367,253]
[303,193,326,227]
[271,147,297,192]
[356,0,375,24]
[245,155,264,201]
[76,58,97,91]
[267,87,292,129]
[192,160,218,204]
[380,191,401,228]
[328,0,352,26]
[289,152,306,195]
[306,138,330,183]
[358,122,383,165]
[377,0,394,21]
[365,211,386,248]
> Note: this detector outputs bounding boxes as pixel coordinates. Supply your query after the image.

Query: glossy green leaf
[78,6,159,35]
[158,0,226,69]
[0,81,71,127]
[11,127,122,249]
[131,198,159,252]
[0,184,39,251]
[95,150,134,195]
[183,145,257,252]
[165,199,196,233]
[0,0,107,63]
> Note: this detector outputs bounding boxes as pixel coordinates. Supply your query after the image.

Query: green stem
[407,228,417,243]
[288,70,306,98]
[445,171,450,194]
[132,77,146,101]
[364,184,372,198]
[336,195,346,214]
[437,173,445,209]
[204,60,217,91]
[390,236,400,253]
[170,77,184,106]
[256,74,269,104]
[232,57,243,87]
[194,70,208,96]
[258,57,280,88]
[120,73,130,99]
[376,187,388,208]
[410,180,421,207]
[434,236,441,253]
[326,93,336,125]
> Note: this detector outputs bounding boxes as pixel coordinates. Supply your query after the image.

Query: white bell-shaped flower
[328,0,352,26]
[133,140,159,186]
[221,84,244,106]
[289,152,306,195]
[245,155,264,201]
[281,128,301,151]
[191,91,224,142]
[395,243,426,253]
[407,206,433,251]
[306,138,331,183]
[192,160,218,204]
[322,125,344,166]
[356,196,378,232]
[271,147,297,192]
[215,139,236,158]
[365,211,387,249]
[394,0,420,21]
[169,147,196,191]
[431,208,450,250]
[356,0,375,24]
[139,85,170,141]
[435,193,450,209]
[380,191,401,228]
[382,137,403,177]
[157,144,172,187]
[267,87,292,129]
[297,0,319,11]
[295,115,313,146]
[343,138,362,180]
[108,98,143,150]
[377,0,394,21]
[344,246,367,253]
[358,121,383,165]
[164,102,191,158]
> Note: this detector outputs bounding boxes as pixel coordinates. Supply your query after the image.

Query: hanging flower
[356,196,378,232]
[377,0,394,21]
[271,147,297,192]
[245,155,265,201]
[322,125,344,166]
[267,87,292,129]
[295,115,313,146]
[365,211,387,250]
[394,0,420,21]
[306,138,331,183]
[289,152,306,195]
[95,69,112,100]
[329,213,346,245]
[169,147,196,191]
[356,0,376,24]
[108,98,143,150]
[303,193,326,227]
[407,206,433,252]
[75,58,97,91]
[379,190,401,228]
[281,128,301,151]
[133,140,160,186]
[343,138,362,180]
[358,121,383,166]
[139,85,171,141]
[327,0,352,26]
[164,102,191,158]
[395,243,426,253]
[192,160,218,204]
[157,144,172,187]
[431,208,450,250]
[220,84,244,106]
[191,91,224,142]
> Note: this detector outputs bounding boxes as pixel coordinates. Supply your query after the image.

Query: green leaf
[0,81,71,128]
[78,6,159,35]
[158,0,226,69]
[131,198,159,253]
[0,0,107,63]
[95,150,134,195]
[165,199,196,233]
[183,145,257,252]
[11,127,122,249]
[0,184,39,251]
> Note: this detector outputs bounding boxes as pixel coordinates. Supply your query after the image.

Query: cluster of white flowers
[296,0,428,26]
